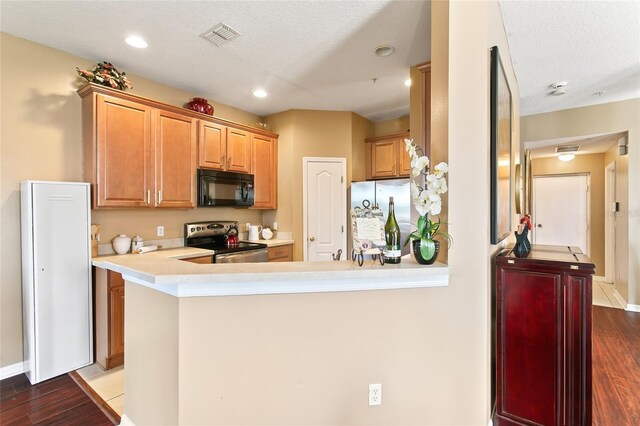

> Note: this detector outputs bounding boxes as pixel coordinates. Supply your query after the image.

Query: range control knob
[190,227,195,233]
[207,224,214,229]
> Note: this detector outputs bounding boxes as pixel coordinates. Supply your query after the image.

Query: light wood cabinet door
[96,94,152,207]
[198,121,227,170]
[370,139,397,179]
[252,134,277,209]
[109,282,125,361]
[397,138,411,176]
[226,128,251,173]
[268,244,293,262]
[154,109,197,208]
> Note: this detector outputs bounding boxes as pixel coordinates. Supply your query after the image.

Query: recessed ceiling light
[374,45,395,57]
[404,79,412,87]
[125,36,147,48]
[558,153,575,162]
[253,89,267,98]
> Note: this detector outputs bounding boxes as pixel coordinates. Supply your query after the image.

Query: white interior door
[304,158,346,261]
[605,162,616,283]
[533,175,589,254]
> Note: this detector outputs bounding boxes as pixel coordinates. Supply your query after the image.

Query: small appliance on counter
[131,235,144,252]
[184,221,267,263]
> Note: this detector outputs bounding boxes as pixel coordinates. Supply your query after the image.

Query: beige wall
[0,33,265,368]
[521,99,639,306]
[264,109,369,260]
[351,113,373,182]
[372,115,409,137]
[532,154,606,275]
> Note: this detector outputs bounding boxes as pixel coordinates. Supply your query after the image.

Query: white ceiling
[0,0,430,122]
[2,1,637,123]
[500,0,640,117]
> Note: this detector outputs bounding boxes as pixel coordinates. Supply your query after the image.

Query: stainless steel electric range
[184,221,268,263]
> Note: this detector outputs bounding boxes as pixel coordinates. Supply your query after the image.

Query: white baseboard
[119,414,136,426]
[593,275,607,282]
[613,290,627,309]
[626,303,640,313]
[0,362,25,380]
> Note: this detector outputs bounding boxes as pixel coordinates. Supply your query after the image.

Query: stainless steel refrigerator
[21,181,93,384]
[350,179,412,256]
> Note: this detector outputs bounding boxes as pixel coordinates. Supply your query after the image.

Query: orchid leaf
[419,237,435,260]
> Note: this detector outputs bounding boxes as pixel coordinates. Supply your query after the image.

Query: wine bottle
[384,196,401,264]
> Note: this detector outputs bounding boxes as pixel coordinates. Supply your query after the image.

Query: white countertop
[93,247,449,298]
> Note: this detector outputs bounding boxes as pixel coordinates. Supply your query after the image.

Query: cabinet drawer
[268,245,292,262]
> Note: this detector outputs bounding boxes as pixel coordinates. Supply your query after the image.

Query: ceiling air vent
[555,145,579,153]
[200,23,240,46]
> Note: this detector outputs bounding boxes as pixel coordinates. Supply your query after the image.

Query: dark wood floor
[1,306,638,425]
[593,306,640,425]
[0,373,114,425]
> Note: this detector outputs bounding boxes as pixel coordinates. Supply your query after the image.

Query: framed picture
[490,46,512,244]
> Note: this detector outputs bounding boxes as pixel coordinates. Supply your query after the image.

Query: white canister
[131,235,144,252]
[112,234,132,255]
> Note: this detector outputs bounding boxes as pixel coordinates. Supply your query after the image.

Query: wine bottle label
[385,249,401,258]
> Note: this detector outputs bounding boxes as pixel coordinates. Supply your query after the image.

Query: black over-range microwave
[197,169,254,207]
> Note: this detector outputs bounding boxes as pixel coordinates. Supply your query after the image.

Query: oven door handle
[215,248,268,263]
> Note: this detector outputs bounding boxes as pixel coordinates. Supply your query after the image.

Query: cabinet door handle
[220,155,225,167]
[227,157,232,168]
[158,190,162,205]
[146,189,151,205]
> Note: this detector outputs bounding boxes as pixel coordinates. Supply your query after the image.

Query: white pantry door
[533,175,589,254]
[303,158,346,261]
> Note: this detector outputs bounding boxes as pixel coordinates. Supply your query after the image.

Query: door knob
[537,224,542,228]
[309,236,316,241]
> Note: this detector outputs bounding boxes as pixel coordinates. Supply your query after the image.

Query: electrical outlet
[157,226,165,237]
[368,383,382,406]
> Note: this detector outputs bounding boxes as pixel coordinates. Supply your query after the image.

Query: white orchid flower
[404,138,414,151]
[431,199,442,215]
[412,156,429,177]
[434,162,449,178]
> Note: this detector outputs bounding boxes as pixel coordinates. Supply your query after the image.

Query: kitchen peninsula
[93,249,448,425]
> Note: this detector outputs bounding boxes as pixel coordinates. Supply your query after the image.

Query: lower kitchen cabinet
[494,245,594,426]
[95,268,125,370]
[268,244,293,262]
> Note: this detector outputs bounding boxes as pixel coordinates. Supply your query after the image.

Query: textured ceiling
[3,1,636,122]
[525,132,624,159]
[500,0,640,117]
[0,0,430,122]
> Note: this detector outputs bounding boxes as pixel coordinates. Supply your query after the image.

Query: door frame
[532,173,591,255]
[604,161,616,283]
[302,157,347,261]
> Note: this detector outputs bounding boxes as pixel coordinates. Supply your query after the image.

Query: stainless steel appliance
[197,170,254,207]
[350,179,412,256]
[21,181,93,384]
[184,221,268,263]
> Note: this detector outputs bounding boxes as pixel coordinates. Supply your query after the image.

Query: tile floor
[76,363,125,416]
[592,279,625,309]
[74,278,623,419]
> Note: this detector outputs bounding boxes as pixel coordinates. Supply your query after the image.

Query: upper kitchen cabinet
[154,109,197,208]
[198,121,227,170]
[198,121,252,173]
[251,134,277,209]
[226,128,252,173]
[79,84,197,208]
[79,83,278,209]
[365,132,410,180]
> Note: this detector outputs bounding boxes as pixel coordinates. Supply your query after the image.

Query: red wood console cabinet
[494,245,595,426]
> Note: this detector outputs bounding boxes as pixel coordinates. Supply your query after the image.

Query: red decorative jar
[185,97,214,115]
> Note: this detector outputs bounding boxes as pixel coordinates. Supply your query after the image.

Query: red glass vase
[185,97,214,115]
